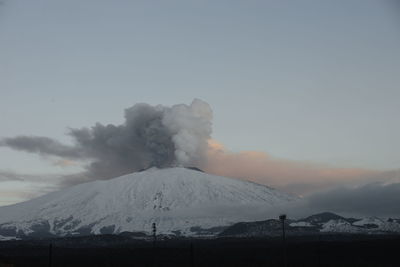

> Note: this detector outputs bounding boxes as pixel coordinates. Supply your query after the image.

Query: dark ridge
[137,166,204,173]
[137,166,152,172]
[185,167,204,172]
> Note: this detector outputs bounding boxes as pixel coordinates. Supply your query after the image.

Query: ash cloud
[2,97,399,217]
[0,171,25,182]
[0,136,84,158]
[1,99,212,183]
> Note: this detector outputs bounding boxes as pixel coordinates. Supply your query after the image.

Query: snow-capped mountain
[0,167,296,238]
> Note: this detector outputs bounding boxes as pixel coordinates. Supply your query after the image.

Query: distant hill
[219,212,400,237]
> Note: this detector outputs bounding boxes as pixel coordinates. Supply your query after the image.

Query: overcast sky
[1,0,399,208]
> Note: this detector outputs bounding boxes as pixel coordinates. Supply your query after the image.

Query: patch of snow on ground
[0,235,18,241]
[353,217,384,227]
[321,219,360,233]
[289,221,313,227]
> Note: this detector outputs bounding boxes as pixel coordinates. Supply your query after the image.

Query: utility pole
[152,223,157,267]
[152,222,157,248]
[279,214,287,267]
[317,234,321,267]
[190,241,194,267]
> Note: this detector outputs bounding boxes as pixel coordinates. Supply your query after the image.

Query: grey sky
[1,0,400,206]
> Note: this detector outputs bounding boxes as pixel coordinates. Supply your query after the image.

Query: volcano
[0,167,296,238]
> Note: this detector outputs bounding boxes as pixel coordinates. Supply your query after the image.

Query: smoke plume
[0,99,212,183]
[1,98,398,198]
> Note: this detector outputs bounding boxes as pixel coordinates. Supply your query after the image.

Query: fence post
[48,243,53,267]
[279,214,287,267]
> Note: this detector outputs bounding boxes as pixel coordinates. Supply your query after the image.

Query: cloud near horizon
[306,182,400,217]
[204,140,400,195]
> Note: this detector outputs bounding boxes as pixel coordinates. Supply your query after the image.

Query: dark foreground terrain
[0,235,399,267]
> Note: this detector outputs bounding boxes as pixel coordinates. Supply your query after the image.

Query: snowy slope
[0,235,18,241]
[295,213,400,234]
[320,219,361,233]
[353,217,384,227]
[289,221,313,227]
[220,212,400,237]
[0,167,296,238]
